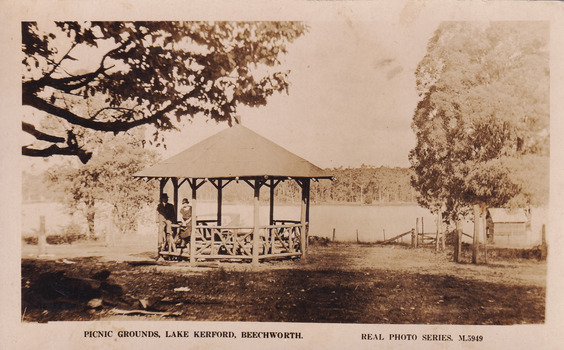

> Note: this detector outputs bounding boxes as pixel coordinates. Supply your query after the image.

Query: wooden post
[332,228,336,241]
[217,179,223,226]
[252,178,261,264]
[157,178,166,253]
[421,217,424,238]
[383,229,386,242]
[159,178,167,198]
[303,179,311,252]
[415,218,419,247]
[38,216,46,256]
[172,178,179,222]
[356,229,359,243]
[305,179,310,251]
[411,228,415,248]
[269,179,275,226]
[472,204,480,264]
[441,212,446,251]
[305,180,310,224]
[189,179,198,264]
[435,212,440,252]
[300,178,310,257]
[541,224,547,259]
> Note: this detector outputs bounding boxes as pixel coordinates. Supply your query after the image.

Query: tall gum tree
[410,22,549,223]
[22,21,307,163]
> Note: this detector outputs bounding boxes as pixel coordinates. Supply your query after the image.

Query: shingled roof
[135,124,332,179]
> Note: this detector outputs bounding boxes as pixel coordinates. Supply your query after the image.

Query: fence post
[441,211,446,251]
[332,228,336,241]
[411,228,416,248]
[435,212,440,252]
[252,179,261,264]
[541,224,547,260]
[38,216,46,256]
[416,218,419,246]
[356,229,359,243]
[421,217,424,239]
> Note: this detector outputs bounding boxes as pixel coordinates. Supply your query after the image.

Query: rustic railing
[159,222,306,261]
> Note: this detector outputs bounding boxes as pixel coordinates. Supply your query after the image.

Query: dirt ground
[21,238,546,324]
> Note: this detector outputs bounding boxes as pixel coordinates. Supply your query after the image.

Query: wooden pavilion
[134,124,332,264]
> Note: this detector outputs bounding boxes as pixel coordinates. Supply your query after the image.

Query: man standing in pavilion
[156,193,176,253]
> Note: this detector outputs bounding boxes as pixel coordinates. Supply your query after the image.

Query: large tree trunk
[472,204,480,264]
[454,220,462,263]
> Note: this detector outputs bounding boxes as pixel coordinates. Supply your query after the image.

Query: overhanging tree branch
[25,39,130,94]
[89,106,139,120]
[22,144,92,164]
[24,64,108,94]
[22,122,65,143]
[44,42,78,79]
[22,22,308,163]
[22,91,197,132]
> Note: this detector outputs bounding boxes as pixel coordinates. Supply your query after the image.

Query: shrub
[23,235,38,245]
[46,222,88,245]
[309,235,330,246]
[22,222,90,245]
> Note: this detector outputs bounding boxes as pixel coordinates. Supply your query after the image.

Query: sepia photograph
[3,0,564,349]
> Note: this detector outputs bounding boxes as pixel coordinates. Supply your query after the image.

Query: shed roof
[135,124,332,179]
[487,208,528,223]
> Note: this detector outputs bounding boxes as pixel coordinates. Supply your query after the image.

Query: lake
[194,201,441,242]
[22,201,482,243]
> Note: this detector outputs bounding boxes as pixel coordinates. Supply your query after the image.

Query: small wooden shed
[134,124,332,263]
[486,208,528,247]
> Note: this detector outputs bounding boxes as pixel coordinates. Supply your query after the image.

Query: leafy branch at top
[22,21,307,163]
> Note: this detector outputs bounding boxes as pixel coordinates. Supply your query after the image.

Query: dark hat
[182,198,189,204]
[160,193,168,200]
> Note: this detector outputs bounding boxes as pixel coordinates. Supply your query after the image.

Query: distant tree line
[172,165,415,205]
[310,165,415,204]
[24,165,415,208]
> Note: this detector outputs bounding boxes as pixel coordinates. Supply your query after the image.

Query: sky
[156,18,439,169]
[17,1,564,175]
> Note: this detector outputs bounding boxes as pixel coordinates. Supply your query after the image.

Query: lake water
[21,201,491,243]
[23,201,545,246]
[22,201,438,241]
[194,202,441,242]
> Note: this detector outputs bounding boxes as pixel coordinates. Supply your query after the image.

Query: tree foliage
[45,130,160,236]
[410,22,549,222]
[45,160,102,237]
[174,165,415,205]
[321,166,414,204]
[22,21,307,162]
